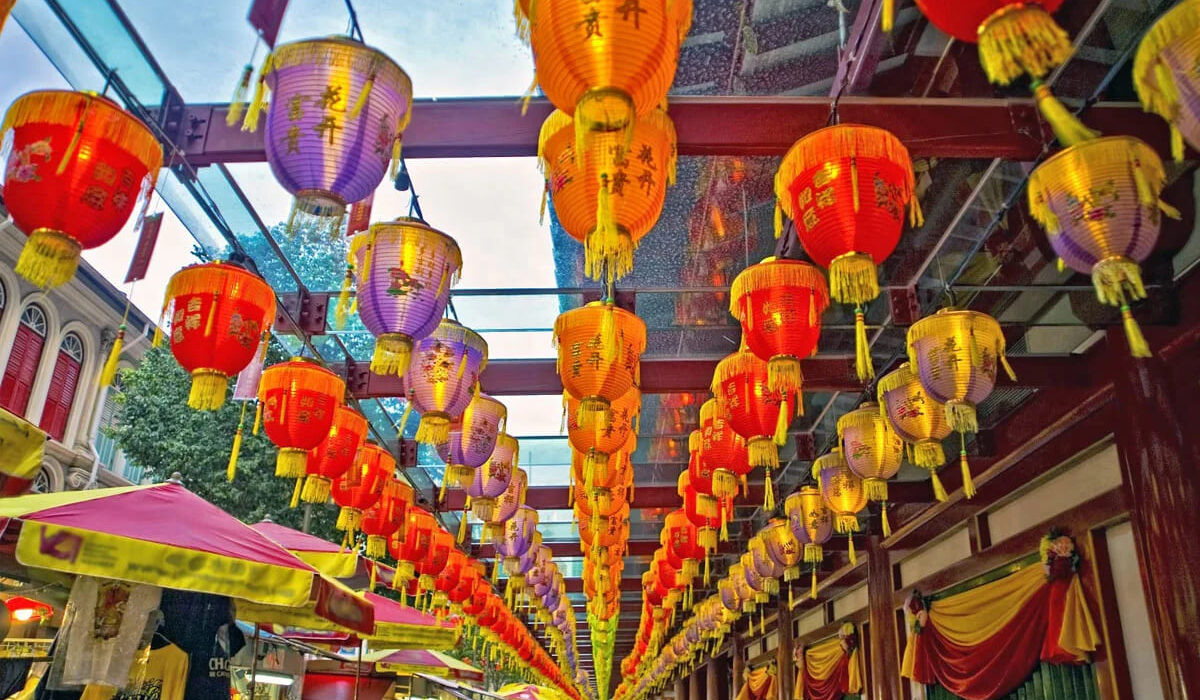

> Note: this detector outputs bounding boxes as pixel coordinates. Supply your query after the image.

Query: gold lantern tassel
[492,558,500,584]
[99,325,125,388]
[458,509,470,543]
[929,469,948,503]
[720,515,729,542]
[704,550,711,586]
[959,433,977,499]
[226,402,248,482]
[881,502,892,538]
[368,561,378,592]
[398,396,413,436]
[349,74,375,119]
[225,62,254,127]
[854,306,873,381]
[881,0,893,31]
[773,199,783,239]
[1032,82,1099,147]
[850,156,860,213]
[438,474,448,502]
[847,534,856,565]
[774,394,790,446]
[241,52,272,132]
[289,478,303,509]
[252,400,263,435]
[1120,305,1152,358]
[810,568,818,600]
[56,98,91,175]
[764,467,775,511]
[334,265,354,330]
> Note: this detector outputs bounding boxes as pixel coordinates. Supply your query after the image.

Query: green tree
[108,345,340,541]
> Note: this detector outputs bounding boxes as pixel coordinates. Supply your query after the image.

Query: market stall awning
[251,519,359,579]
[0,483,320,607]
[242,589,455,649]
[236,572,375,636]
[497,683,574,700]
[372,649,484,682]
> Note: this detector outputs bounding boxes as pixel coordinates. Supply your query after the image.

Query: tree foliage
[108,346,340,541]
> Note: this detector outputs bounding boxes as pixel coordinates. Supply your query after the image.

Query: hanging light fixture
[258,359,346,480]
[1027,136,1178,358]
[481,466,528,542]
[906,308,1015,497]
[404,319,488,446]
[243,37,413,235]
[774,124,921,380]
[348,217,462,377]
[698,398,750,500]
[468,432,519,521]
[1135,0,1200,160]
[837,403,904,537]
[301,405,369,504]
[877,363,952,501]
[729,257,830,393]
[1,90,161,288]
[538,108,677,282]
[785,486,833,599]
[712,348,795,510]
[162,262,275,410]
[438,392,507,489]
[554,302,646,433]
[891,1,1098,146]
[815,447,866,564]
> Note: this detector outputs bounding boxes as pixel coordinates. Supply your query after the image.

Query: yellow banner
[0,408,45,479]
[17,522,314,607]
[295,550,358,579]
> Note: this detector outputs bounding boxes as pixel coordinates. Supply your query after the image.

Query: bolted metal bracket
[275,291,328,336]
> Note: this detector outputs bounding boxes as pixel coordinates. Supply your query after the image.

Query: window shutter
[0,325,44,416]
[40,349,81,441]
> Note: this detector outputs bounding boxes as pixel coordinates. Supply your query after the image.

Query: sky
[0,0,566,437]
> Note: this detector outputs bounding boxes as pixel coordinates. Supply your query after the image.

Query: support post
[866,534,902,700]
[689,665,702,700]
[674,677,687,700]
[707,658,720,700]
[733,635,747,698]
[777,596,795,700]
[1109,330,1200,699]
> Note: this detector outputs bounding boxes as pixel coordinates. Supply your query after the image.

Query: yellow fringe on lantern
[16,230,81,289]
[729,257,830,327]
[188,370,229,411]
[944,400,978,434]
[337,506,362,532]
[864,478,888,502]
[301,475,332,503]
[835,514,859,535]
[748,437,780,469]
[829,252,879,307]
[275,448,308,479]
[1033,83,1100,147]
[804,543,823,564]
[371,334,413,376]
[712,469,738,499]
[99,326,124,388]
[576,396,612,431]
[226,63,254,127]
[416,412,452,445]
[912,439,946,469]
[977,4,1072,86]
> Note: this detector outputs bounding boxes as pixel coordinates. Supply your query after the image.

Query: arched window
[0,305,47,416]
[40,332,83,441]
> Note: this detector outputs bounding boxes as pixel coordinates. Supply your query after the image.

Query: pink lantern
[469,433,519,520]
[438,392,507,488]
[404,319,488,446]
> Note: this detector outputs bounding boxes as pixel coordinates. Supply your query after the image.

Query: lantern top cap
[268,35,412,95]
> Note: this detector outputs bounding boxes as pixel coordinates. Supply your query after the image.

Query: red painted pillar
[1109,329,1200,699]
[866,534,902,700]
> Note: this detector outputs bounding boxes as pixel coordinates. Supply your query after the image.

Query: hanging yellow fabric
[926,564,1044,645]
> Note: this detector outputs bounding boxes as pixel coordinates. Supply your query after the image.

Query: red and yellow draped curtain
[901,557,1101,700]
[737,665,778,700]
[798,634,862,700]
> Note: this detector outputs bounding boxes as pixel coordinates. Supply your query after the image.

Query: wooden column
[674,677,687,700]
[776,596,795,700]
[1109,331,1200,699]
[733,634,747,698]
[707,658,720,700]
[689,665,702,700]
[866,534,902,700]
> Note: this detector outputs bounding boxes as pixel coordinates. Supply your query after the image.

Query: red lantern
[662,509,704,587]
[712,348,795,509]
[390,507,434,589]
[258,359,345,479]
[417,527,454,596]
[775,124,919,380]
[730,258,829,393]
[301,405,368,504]
[163,262,276,411]
[1,91,162,288]
[359,479,412,559]
[698,398,750,500]
[331,442,393,533]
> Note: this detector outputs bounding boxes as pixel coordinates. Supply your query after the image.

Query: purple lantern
[350,218,462,377]
[405,319,488,446]
[439,393,507,488]
[470,433,520,522]
[495,506,539,590]
[718,578,741,615]
[748,540,782,597]
[254,37,413,234]
[526,545,554,596]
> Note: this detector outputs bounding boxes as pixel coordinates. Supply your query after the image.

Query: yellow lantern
[907,308,1015,497]
[553,302,646,430]
[837,403,904,536]
[785,485,834,599]
[877,363,952,501]
[815,447,867,563]
[539,109,676,282]
[1134,0,1200,161]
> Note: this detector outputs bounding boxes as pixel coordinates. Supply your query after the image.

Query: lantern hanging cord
[344,0,365,42]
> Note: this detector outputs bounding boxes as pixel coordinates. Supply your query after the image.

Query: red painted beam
[565,577,642,594]
[165,97,1169,165]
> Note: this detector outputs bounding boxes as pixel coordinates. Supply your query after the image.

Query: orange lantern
[301,405,369,504]
[838,403,903,536]
[571,448,632,496]
[360,479,412,559]
[877,363,951,501]
[1,91,161,288]
[775,124,920,380]
[815,447,867,563]
[698,398,750,500]
[566,387,640,486]
[331,441,394,534]
[554,302,646,430]
[389,506,436,589]
[730,258,830,393]
[258,359,346,479]
[517,0,691,160]
[163,262,275,410]
[712,348,795,509]
[539,109,676,282]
